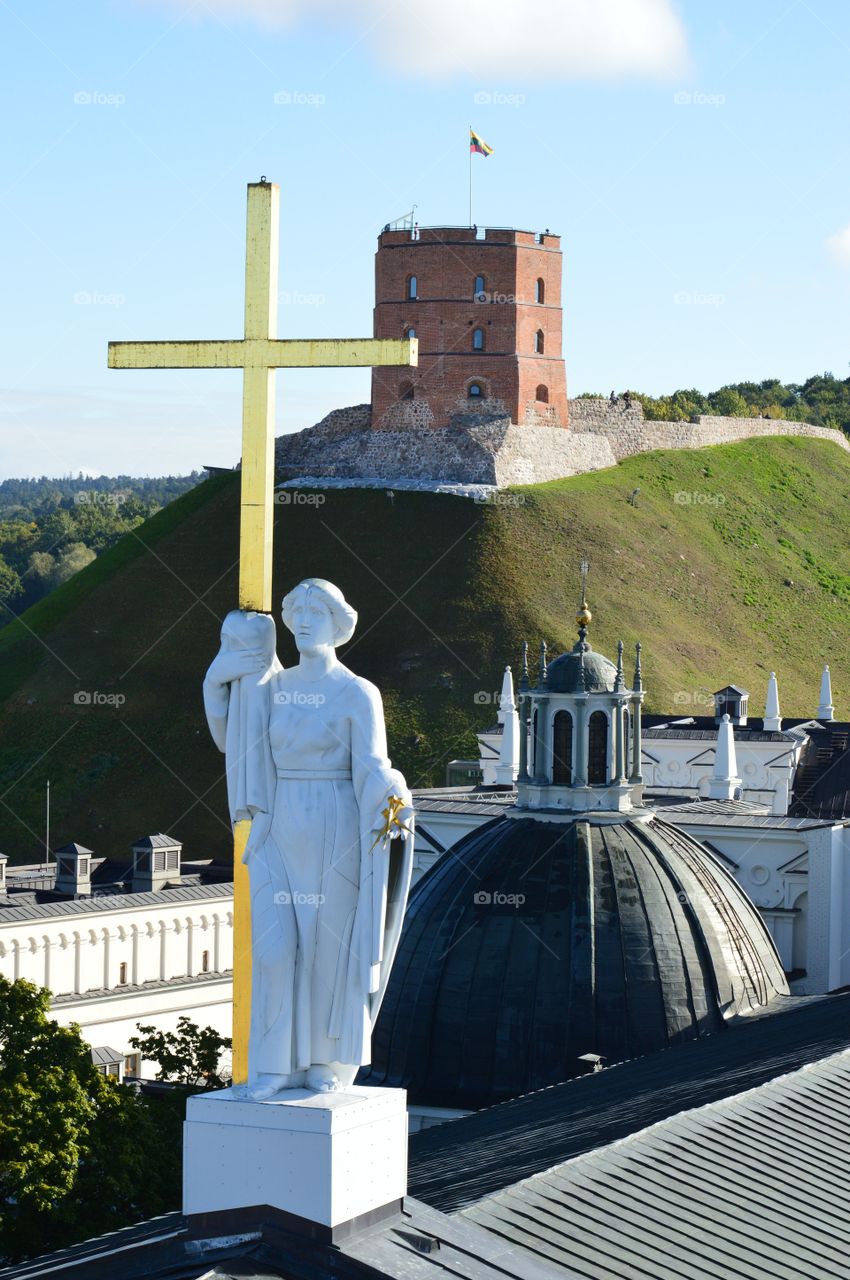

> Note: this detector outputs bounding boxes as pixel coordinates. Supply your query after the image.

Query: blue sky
[1,0,849,477]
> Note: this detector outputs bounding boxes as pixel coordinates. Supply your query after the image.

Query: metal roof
[653,798,769,816]
[0,1198,566,1280]
[643,725,792,742]
[365,814,788,1110]
[90,1045,123,1066]
[655,805,843,830]
[52,966,232,1006]
[130,833,182,849]
[408,990,850,1213]
[0,880,231,925]
[461,1047,850,1280]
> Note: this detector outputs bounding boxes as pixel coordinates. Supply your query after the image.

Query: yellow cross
[108,181,417,1082]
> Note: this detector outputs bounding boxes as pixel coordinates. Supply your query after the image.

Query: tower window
[588,711,609,785]
[118,962,127,985]
[468,382,484,399]
[405,327,416,340]
[399,380,415,401]
[474,275,486,300]
[407,275,417,300]
[552,711,573,785]
[536,277,545,304]
[202,950,210,973]
[472,327,484,350]
[534,329,545,354]
[535,385,549,403]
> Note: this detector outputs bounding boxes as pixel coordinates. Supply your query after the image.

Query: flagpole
[469,124,472,227]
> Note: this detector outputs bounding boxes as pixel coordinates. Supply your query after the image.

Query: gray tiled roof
[0,880,231,925]
[461,1048,850,1280]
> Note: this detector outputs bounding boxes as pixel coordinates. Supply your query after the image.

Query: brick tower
[370,226,568,431]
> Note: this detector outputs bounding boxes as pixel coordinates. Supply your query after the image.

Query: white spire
[817,664,835,721]
[763,671,782,732]
[494,666,519,785]
[707,714,742,800]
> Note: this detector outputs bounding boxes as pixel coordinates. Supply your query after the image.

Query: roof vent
[130,834,182,893]
[53,842,93,897]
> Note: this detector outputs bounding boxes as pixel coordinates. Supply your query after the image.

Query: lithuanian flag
[469,128,493,157]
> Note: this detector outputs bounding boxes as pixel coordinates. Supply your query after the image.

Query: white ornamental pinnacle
[764,671,782,732]
[202,580,414,1099]
[707,713,742,801]
[494,665,520,785]
[818,664,835,721]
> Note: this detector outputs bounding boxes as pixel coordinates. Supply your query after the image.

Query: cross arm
[108,337,418,370]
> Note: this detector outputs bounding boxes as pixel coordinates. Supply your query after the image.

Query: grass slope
[0,437,848,864]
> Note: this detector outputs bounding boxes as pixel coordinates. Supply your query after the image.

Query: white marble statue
[203,579,414,1096]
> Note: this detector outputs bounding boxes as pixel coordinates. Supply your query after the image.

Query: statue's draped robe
[204,662,412,1075]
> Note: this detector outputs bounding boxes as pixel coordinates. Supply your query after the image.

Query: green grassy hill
[1,436,849,864]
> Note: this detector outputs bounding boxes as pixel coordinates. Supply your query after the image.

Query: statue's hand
[370,792,414,848]
[206,647,267,688]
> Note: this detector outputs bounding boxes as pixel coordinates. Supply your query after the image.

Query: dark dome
[363,813,788,1110]
[546,646,616,693]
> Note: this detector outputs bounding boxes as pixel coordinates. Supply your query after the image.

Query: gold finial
[576,557,592,629]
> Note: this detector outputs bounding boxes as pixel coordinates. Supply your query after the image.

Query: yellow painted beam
[108,336,417,370]
[231,818,252,1083]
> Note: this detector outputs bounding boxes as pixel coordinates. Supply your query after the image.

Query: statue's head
[281,578,357,654]
[220,609,277,657]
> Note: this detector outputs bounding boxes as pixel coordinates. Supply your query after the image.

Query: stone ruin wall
[274,398,849,488]
[568,398,850,461]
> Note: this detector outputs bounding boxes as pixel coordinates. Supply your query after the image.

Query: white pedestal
[183,1085,407,1230]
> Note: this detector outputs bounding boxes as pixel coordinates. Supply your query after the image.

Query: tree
[0,978,181,1263]
[0,556,22,607]
[130,1016,232,1088]
[51,541,96,587]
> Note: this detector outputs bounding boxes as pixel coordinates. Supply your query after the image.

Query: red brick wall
[371,227,569,430]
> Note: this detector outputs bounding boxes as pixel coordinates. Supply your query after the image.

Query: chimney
[130,834,182,893]
[53,842,93,897]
